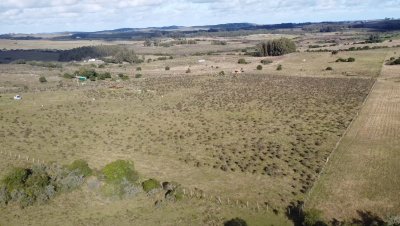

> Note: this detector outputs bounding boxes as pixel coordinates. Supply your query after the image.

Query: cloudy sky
[0,0,399,34]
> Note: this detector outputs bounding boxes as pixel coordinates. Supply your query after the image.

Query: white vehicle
[14,95,22,100]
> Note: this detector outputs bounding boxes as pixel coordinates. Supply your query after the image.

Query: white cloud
[0,0,399,33]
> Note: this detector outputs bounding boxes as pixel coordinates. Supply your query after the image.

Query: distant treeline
[58,45,140,63]
[0,45,140,64]
[48,19,400,41]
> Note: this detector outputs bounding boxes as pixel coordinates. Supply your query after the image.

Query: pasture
[0,33,398,225]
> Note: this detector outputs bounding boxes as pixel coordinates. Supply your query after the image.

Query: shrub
[136,67,142,71]
[135,74,142,78]
[89,76,96,81]
[142,179,161,193]
[303,209,325,226]
[336,58,347,62]
[67,160,92,177]
[238,58,247,64]
[261,59,273,65]
[224,217,248,226]
[63,73,75,79]
[2,168,30,192]
[326,66,333,71]
[101,160,138,184]
[165,66,170,71]
[347,57,356,62]
[386,215,400,226]
[331,50,339,55]
[256,65,263,70]
[118,73,130,80]
[75,68,97,78]
[218,71,225,76]
[98,72,111,80]
[387,57,400,65]
[257,38,296,56]
[39,76,47,83]
[277,64,283,70]
[186,68,191,73]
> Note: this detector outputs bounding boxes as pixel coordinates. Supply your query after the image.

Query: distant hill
[1,19,399,40]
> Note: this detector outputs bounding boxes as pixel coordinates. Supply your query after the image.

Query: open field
[0,32,398,225]
[307,49,400,221]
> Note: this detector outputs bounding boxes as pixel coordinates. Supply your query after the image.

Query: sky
[0,0,399,34]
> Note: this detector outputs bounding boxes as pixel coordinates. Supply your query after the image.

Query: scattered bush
[67,160,92,177]
[261,59,273,65]
[165,66,170,71]
[331,50,339,55]
[238,58,247,64]
[256,65,263,70]
[224,217,248,226]
[218,71,225,76]
[257,38,296,56]
[277,64,283,70]
[135,74,142,78]
[142,179,161,193]
[186,68,191,73]
[101,160,138,184]
[136,67,142,71]
[325,66,333,71]
[39,76,47,83]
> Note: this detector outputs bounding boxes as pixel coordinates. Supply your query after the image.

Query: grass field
[307,49,400,221]
[0,34,398,225]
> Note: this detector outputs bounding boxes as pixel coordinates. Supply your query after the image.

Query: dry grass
[0,36,396,225]
[307,49,400,221]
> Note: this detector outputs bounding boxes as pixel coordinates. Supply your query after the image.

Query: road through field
[308,56,400,220]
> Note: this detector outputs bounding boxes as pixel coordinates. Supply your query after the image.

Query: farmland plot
[0,74,374,208]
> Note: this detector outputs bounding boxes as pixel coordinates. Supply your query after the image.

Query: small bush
[347,57,356,62]
[135,74,142,78]
[218,71,225,76]
[136,67,142,71]
[118,73,130,80]
[336,58,347,62]
[89,76,96,81]
[224,217,248,226]
[238,58,247,64]
[326,66,333,71]
[186,68,191,73]
[67,160,92,177]
[256,65,263,70]
[331,50,339,55]
[260,59,273,65]
[39,76,47,83]
[2,168,30,191]
[142,179,161,193]
[277,64,283,71]
[101,160,138,184]
[303,209,325,226]
[387,57,400,65]
[62,73,75,79]
[165,66,170,71]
